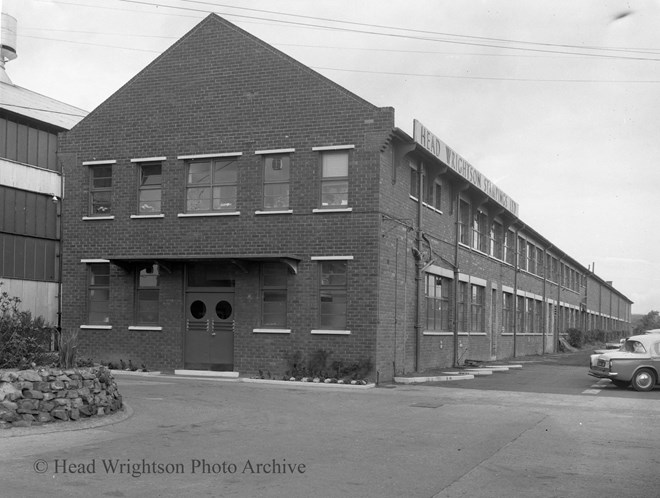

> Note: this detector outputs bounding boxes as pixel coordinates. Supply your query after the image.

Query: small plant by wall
[265,349,373,385]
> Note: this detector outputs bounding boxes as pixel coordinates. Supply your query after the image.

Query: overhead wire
[42,0,660,62]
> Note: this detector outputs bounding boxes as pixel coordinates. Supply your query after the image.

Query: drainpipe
[54,175,64,349]
[556,253,564,351]
[512,224,524,358]
[452,190,461,368]
[414,162,425,373]
[542,246,548,356]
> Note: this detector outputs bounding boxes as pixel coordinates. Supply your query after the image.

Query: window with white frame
[319,260,348,329]
[138,162,162,214]
[320,151,349,208]
[136,264,159,325]
[425,274,451,331]
[263,155,290,209]
[261,263,287,327]
[88,263,110,324]
[186,158,238,212]
[89,165,112,216]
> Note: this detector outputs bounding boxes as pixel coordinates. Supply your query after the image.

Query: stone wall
[0,367,123,429]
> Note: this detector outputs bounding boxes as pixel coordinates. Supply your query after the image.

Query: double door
[184,292,234,371]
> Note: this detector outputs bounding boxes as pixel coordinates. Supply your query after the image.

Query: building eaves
[0,81,88,130]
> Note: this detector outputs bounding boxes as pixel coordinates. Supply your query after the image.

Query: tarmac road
[427,349,660,397]
[2,355,659,497]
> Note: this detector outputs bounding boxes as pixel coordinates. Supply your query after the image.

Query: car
[588,334,660,392]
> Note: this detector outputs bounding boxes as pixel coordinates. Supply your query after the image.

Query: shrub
[566,328,583,348]
[0,287,55,368]
[58,329,79,369]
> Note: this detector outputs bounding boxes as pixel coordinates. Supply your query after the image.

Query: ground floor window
[457,281,468,331]
[319,260,347,329]
[516,295,525,333]
[470,284,485,332]
[88,263,110,324]
[136,264,159,325]
[425,274,451,331]
[502,292,513,332]
[261,263,287,327]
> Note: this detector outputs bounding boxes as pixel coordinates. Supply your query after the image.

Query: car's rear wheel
[611,379,629,388]
[631,368,656,392]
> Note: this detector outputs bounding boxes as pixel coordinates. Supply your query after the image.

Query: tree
[634,310,660,334]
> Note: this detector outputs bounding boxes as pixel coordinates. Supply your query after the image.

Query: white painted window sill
[128,326,163,331]
[177,211,240,217]
[254,210,293,215]
[80,325,112,330]
[253,328,291,334]
[131,214,165,219]
[311,329,351,335]
[82,216,115,221]
[312,208,352,213]
[423,331,487,336]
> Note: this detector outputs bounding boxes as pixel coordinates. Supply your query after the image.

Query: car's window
[653,342,660,356]
[623,340,647,353]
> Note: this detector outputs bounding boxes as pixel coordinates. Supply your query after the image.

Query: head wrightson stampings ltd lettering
[413,120,519,216]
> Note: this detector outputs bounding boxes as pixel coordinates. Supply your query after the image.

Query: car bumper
[588,368,618,379]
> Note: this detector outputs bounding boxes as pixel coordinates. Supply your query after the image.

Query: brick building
[58,14,631,380]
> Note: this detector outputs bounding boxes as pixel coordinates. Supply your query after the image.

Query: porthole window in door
[190,300,207,319]
[216,300,232,319]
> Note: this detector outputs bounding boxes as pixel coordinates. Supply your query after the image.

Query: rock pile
[0,367,123,429]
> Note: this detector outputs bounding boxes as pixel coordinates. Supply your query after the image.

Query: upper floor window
[491,221,504,260]
[410,162,420,198]
[459,199,470,245]
[517,237,527,271]
[186,159,237,212]
[136,264,159,325]
[90,165,112,216]
[88,263,110,324]
[431,181,442,211]
[263,155,290,210]
[472,210,488,253]
[138,162,162,214]
[320,151,348,208]
[504,230,515,265]
[527,242,536,274]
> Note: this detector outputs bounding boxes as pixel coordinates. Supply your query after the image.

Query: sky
[2,0,659,314]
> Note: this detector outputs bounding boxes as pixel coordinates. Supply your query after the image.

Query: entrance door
[185,292,235,371]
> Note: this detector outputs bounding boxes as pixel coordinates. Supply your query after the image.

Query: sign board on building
[413,119,519,216]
